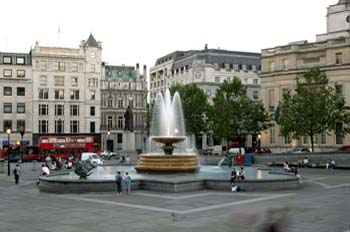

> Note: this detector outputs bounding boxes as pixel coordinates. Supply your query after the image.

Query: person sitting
[303,157,309,168]
[330,159,336,169]
[50,161,57,170]
[231,168,237,184]
[238,167,245,180]
[66,160,73,169]
[41,164,50,175]
[283,161,291,172]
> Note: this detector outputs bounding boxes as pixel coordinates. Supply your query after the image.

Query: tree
[210,77,272,150]
[169,84,210,138]
[278,68,350,152]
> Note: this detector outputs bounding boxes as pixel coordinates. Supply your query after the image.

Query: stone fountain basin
[151,136,186,144]
[37,166,301,193]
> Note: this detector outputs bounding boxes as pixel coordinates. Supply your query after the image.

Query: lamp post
[258,134,261,152]
[19,128,25,163]
[6,128,11,176]
[107,130,111,151]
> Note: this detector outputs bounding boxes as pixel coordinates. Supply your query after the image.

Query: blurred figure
[257,207,291,232]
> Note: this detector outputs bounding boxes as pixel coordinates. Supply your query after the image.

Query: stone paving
[0,162,349,232]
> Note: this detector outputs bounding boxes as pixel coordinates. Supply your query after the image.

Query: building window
[71,77,78,86]
[268,89,275,111]
[88,78,98,87]
[284,135,291,144]
[107,116,113,128]
[4,103,12,113]
[3,120,12,132]
[90,90,95,100]
[118,116,123,129]
[40,75,47,85]
[70,105,79,116]
[253,79,258,85]
[118,99,123,108]
[321,131,327,144]
[17,120,25,132]
[90,106,95,116]
[108,96,113,107]
[17,70,25,78]
[40,61,47,70]
[71,63,78,72]
[55,105,64,116]
[70,90,79,100]
[59,62,65,71]
[70,120,79,133]
[268,61,275,72]
[336,123,343,144]
[336,53,343,65]
[16,57,25,65]
[282,59,289,70]
[55,120,64,133]
[253,91,259,100]
[39,104,49,116]
[54,76,65,86]
[270,126,275,144]
[17,103,25,113]
[55,89,64,100]
[4,87,12,96]
[17,87,25,96]
[39,89,49,99]
[3,69,12,77]
[215,76,220,83]
[90,122,95,133]
[3,56,12,64]
[39,120,48,133]
[90,64,95,73]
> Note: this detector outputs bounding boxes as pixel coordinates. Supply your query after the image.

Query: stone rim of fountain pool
[38,165,301,193]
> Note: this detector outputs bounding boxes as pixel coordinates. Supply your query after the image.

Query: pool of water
[48,165,293,181]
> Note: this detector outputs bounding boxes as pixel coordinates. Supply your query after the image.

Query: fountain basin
[37,166,301,193]
[135,154,199,173]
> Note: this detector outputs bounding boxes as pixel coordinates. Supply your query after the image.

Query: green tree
[169,84,210,138]
[278,68,350,152]
[210,77,272,150]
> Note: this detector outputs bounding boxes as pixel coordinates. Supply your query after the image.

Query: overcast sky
[1,0,336,71]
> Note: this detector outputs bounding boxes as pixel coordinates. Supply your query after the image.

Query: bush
[74,160,95,179]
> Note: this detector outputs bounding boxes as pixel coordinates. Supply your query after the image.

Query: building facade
[150,48,261,149]
[260,0,350,152]
[0,52,33,147]
[31,34,102,144]
[100,64,148,153]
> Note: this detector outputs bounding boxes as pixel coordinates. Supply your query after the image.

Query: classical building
[31,34,102,144]
[100,64,147,153]
[150,48,261,149]
[0,52,33,147]
[260,0,350,152]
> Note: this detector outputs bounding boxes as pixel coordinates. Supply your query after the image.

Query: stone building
[100,64,148,153]
[150,48,261,149]
[31,34,102,144]
[0,52,32,147]
[260,0,350,152]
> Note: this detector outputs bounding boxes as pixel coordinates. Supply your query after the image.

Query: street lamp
[258,134,261,152]
[6,128,11,176]
[107,130,111,151]
[19,128,25,163]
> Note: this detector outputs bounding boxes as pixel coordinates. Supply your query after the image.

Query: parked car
[100,150,118,160]
[81,152,103,165]
[338,145,350,152]
[290,147,310,153]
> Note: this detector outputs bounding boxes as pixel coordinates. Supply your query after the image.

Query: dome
[339,0,350,4]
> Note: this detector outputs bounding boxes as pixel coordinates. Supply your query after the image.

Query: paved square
[0,163,350,232]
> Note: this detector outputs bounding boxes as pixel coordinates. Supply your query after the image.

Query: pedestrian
[41,164,50,175]
[231,168,237,184]
[303,157,309,168]
[330,159,336,169]
[124,172,131,194]
[115,171,123,194]
[13,164,20,184]
[238,167,245,180]
[326,160,330,170]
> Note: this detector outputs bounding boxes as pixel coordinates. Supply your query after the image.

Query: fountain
[135,89,199,173]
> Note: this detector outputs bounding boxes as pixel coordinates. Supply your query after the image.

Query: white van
[81,152,103,165]
[228,147,245,155]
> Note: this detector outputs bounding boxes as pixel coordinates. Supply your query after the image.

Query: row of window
[2,69,26,78]
[38,120,96,133]
[38,104,95,116]
[39,76,98,87]
[3,103,25,113]
[2,56,26,65]
[3,120,25,133]
[36,61,96,73]
[3,87,25,96]
[38,89,95,100]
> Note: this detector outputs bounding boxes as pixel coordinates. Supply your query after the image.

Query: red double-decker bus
[39,135,100,160]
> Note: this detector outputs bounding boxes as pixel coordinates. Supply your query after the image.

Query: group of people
[326,159,336,169]
[230,167,246,192]
[115,171,132,194]
[283,161,299,175]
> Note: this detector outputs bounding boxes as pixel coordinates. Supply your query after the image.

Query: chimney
[136,63,140,79]
[143,65,147,79]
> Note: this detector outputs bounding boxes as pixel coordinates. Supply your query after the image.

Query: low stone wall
[252,152,350,168]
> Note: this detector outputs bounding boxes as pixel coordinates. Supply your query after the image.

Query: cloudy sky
[1,0,336,70]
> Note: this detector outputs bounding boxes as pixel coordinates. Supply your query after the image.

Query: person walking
[124,172,131,194]
[115,171,123,194]
[13,164,21,184]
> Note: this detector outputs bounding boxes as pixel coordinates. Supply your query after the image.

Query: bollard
[0,162,4,173]
[32,160,37,171]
